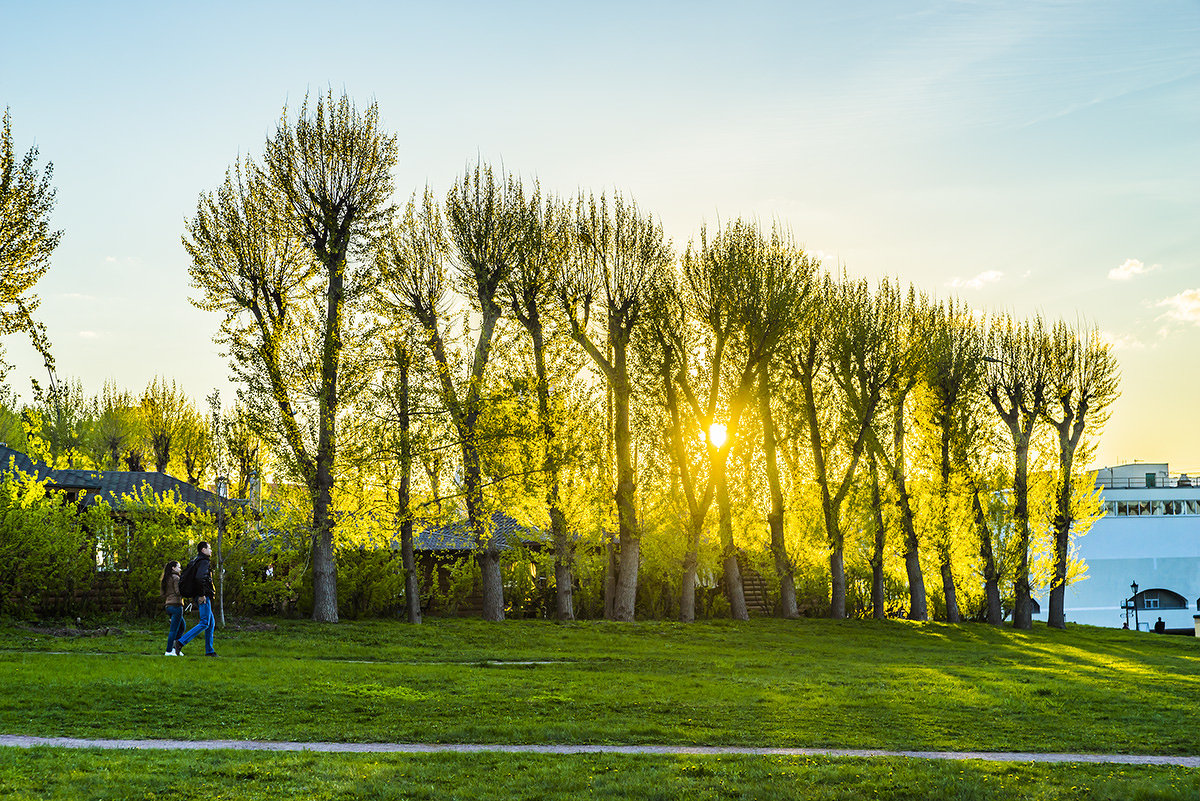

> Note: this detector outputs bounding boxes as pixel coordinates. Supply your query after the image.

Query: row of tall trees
[183,91,1121,628]
[0,377,262,495]
[0,100,1122,629]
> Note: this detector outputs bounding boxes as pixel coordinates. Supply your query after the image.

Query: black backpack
[178,557,201,596]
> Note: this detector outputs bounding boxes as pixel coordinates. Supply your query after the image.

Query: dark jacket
[189,554,215,600]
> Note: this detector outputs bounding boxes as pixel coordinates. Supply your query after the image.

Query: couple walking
[160,541,218,657]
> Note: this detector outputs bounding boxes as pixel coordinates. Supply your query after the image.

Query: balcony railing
[1095,475,1198,490]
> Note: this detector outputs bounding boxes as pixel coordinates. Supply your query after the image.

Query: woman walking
[161,560,185,657]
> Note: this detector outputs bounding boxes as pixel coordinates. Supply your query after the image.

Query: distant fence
[1095,475,1199,490]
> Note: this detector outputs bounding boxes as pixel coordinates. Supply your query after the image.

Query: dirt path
[2,735,1196,766]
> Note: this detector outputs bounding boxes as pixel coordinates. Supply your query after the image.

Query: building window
[96,522,132,572]
[1143,592,1159,610]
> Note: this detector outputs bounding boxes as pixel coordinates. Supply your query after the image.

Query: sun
[707,423,727,448]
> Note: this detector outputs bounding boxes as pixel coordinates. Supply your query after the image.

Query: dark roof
[0,444,227,515]
[0,444,52,482]
[413,512,541,551]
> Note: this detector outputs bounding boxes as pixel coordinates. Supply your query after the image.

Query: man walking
[176,541,218,656]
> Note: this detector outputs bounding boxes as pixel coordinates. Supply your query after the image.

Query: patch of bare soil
[223,618,278,632]
[16,624,123,638]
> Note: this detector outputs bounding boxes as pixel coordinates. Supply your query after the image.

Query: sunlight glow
[707,423,727,448]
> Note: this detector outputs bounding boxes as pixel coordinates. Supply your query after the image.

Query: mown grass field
[1,749,1195,800]
[0,617,1197,799]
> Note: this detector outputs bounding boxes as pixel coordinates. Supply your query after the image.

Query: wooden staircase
[739,564,771,616]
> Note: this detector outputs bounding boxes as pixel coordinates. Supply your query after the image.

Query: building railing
[1095,475,1198,490]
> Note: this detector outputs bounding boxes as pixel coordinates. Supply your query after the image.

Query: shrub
[96,489,211,617]
[0,475,93,618]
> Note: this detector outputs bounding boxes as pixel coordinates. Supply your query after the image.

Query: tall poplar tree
[559,192,670,622]
[923,298,984,624]
[187,91,397,622]
[502,190,578,620]
[864,282,929,621]
[1043,321,1119,629]
[378,167,525,622]
[790,276,898,618]
[984,315,1049,631]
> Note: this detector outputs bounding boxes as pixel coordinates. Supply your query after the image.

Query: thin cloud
[78,331,99,339]
[1098,330,1143,350]
[947,270,1003,290]
[810,249,834,266]
[1157,289,1200,324]
[1109,258,1158,281]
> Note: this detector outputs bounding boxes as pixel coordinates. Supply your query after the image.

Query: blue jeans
[165,604,185,651]
[178,599,215,654]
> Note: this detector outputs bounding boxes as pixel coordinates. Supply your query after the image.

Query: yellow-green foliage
[98,488,214,617]
[0,475,95,618]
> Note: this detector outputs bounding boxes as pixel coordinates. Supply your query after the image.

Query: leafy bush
[337,547,406,619]
[99,490,210,617]
[0,475,94,618]
[426,555,480,616]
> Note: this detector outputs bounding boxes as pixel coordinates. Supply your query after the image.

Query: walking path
[2,736,1196,766]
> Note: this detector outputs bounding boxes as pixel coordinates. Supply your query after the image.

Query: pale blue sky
[2,0,1197,468]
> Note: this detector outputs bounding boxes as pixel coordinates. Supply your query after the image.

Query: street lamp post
[216,475,228,627]
[1130,581,1139,631]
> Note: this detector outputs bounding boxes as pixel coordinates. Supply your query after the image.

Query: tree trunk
[829,535,846,620]
[1012,436,1033,630]
[869,457,886,620]
[553,554,574,622]
[604,539,618,620]
[680,548,697,623]
[759,366,797,618]
[463,442,504,622]
[528,323,574,622]
[937,428,960,624]
[1048,440,1075,630]
[477,548,504,620]
[970,486,1003,625]
[797,351,846,620]
[396,345,421,624]
[310,473,338,623]
[310,253,345,624]
[715,468,749,620]
[611,346,640,622]
[940,555,960,623]
[890,401,927,621]
[401,522,420,623]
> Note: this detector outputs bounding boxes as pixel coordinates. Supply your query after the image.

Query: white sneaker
[164,650,177,656]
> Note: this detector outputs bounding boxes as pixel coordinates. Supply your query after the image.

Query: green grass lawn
[1,749,1196,800]
[1,617,1197,799]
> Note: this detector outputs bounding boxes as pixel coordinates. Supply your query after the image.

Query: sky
[1,0,1197,471]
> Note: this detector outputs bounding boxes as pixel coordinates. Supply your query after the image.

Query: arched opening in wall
[1133,588,1187,611]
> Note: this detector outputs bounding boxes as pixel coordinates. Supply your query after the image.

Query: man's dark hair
[198,541,211,554]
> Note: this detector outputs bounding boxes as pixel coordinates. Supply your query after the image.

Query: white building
[1033,462,1200,632]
